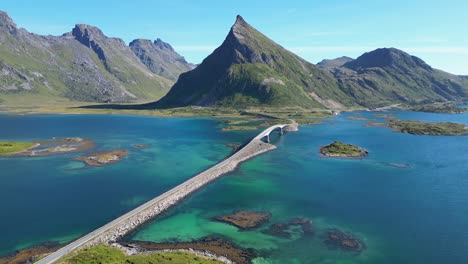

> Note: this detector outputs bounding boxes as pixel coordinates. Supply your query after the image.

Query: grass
[58,245,223,264]
[388,120,468,135]
[320,141,367,157]
[0,142,36,155]
[408,103,468,113]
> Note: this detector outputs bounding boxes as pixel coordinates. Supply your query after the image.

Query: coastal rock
[75,149,130,166]
[323,228,365,253]
[121,237,255,264]
[262,217,314,239]
[215,211,271,229]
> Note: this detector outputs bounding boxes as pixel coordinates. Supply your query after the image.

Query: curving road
[35,123,291,264]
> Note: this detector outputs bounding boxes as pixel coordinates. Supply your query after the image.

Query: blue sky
[2,0,467,74]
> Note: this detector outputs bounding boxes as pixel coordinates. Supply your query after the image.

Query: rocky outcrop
[130,38,194,81]
[72,25,109,70]
[0,10,177,103]
[317,56,354,69]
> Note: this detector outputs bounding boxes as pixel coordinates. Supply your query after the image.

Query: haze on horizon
[1,0,467,75]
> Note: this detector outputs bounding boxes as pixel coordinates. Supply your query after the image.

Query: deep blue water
[1,111,468,264]
[0,114,251,257]
[130,110,468,264]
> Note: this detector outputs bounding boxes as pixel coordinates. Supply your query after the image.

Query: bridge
[36,123,296,264]
[255,124,289,143]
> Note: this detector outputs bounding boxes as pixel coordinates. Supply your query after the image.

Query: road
[36,123,289,264]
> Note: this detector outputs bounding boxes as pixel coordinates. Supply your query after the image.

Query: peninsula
[387,120,468,135]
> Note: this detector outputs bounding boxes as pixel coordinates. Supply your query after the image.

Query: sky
[1,0,467,74]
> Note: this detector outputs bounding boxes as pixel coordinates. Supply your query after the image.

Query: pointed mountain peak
[154,38,174,51]
[230,15,254,40]
[0,10,17,32]
[72,24,105,38]
[234,15,248,26]
[129,38,152,46]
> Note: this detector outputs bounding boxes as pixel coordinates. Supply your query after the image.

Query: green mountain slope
[0,11,172,103]
[331,48,468,107]
[154,16,353,109]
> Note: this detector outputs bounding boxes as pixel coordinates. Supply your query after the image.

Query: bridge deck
[36,124,290,264]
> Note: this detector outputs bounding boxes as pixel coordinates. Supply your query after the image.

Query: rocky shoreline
[319,141,368,159]
[119,237,254,264]
[74,149,130,166]
[3,137,94,157]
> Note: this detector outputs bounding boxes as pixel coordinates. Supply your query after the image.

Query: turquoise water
[0,114,251,257]
[2,112,468,263]
[129,111,468,264]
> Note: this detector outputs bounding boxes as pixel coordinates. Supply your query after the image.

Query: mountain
[0,11,174,103]
[317,56,353,69]
[329,48,468,107]
[129,38,194,81]
[154,16,468,110]
[154,15,354,109]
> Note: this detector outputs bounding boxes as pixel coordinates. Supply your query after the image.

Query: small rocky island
[75,150,130,166]
[320,141,368,158]
[388,120,468,135]
[214,211,271,229]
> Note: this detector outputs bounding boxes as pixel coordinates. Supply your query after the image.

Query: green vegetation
[0,13,172,104]
[320,141,368,158]
[155,16,354,109]
[335,48,468,108]
[0,141,35,155]
[58,245,223,264]
[408,103,468,113]
[387,120,468,135]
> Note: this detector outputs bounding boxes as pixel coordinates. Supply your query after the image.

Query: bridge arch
[258,124,289,143]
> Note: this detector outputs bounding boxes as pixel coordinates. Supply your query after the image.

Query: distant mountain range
[1,10,467,108]
[0,11,192,103]
[154,16,468,109]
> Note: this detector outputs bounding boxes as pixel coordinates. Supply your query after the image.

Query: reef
[262,217,314,239]
[214,211,271,229]
[323,228,365,253]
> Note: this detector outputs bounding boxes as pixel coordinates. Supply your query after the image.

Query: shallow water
[129,110,468,264]
[0,114,251,257]
[1,111,468,263]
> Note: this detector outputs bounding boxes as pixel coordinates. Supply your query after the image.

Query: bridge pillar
[266,134,270,143]
[280,127,284,135]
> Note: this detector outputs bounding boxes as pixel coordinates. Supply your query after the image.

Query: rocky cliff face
[130,38,194,81]
[0,11,183,103]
